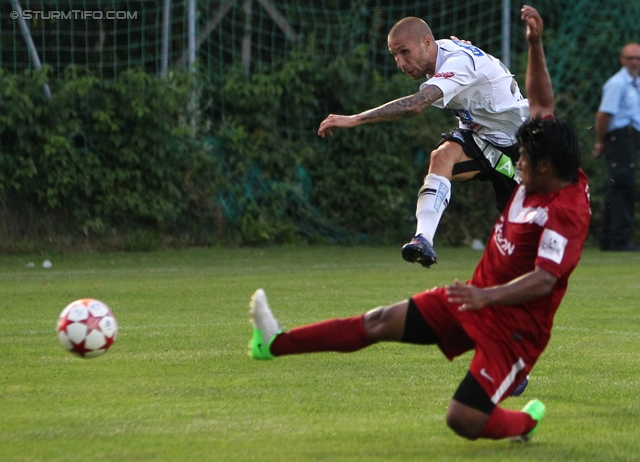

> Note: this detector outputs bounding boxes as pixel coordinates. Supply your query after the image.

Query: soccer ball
[57,298,118,358]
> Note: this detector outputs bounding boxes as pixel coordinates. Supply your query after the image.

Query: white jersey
[420,39,529,147]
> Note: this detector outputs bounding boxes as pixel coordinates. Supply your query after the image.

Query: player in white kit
[318,16,530,268]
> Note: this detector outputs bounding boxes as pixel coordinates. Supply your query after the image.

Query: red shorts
[411,287,532,405]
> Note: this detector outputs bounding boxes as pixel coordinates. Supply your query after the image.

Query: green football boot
[511,399,546,442]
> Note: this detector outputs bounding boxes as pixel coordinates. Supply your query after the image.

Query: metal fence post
[502,0,511,69]
[161,0,171,77]
[10,0,52,99]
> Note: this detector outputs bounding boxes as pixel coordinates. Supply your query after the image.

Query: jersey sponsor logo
[496,154,516,179]
[434,71,455,79]
[538,229,568,264]
[493,216,515,256]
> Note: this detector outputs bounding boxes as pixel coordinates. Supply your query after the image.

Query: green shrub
[0,67,204,243]
[0,38,620,253]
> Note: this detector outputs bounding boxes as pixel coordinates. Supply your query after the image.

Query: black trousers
[601,126,639,250]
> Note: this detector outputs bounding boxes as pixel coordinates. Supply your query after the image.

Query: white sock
[414,173,451,245]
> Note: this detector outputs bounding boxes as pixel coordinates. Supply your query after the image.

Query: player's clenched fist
[521,5,543,43]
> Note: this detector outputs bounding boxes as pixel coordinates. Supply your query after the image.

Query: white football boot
[248,289,282,360]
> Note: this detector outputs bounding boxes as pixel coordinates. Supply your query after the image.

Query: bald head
[620,43,640,76]
[621,43,640,56]
[389,17,434,43]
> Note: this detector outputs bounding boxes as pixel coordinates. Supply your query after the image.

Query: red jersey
[465,169,591,357]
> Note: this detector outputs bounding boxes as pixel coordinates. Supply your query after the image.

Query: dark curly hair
[516,116,581,183]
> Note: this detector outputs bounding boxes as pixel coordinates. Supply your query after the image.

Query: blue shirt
[598,67,640,132]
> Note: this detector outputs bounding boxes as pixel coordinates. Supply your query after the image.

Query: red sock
[270,315,373,356]
[479,406,537,439]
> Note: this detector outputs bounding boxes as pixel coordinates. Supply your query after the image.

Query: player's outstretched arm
[317,85,443,137]
[522,5,554,118]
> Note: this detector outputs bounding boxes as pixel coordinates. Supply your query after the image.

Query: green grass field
[1,245,639,461]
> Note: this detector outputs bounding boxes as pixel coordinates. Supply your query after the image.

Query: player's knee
[363,302,408,342]
[429,146,448,167]
[363,306,394,341]
[445,408,484,440]
[428,147,455,178]
[363,307,384,335]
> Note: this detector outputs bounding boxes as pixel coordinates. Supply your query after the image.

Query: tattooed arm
[317,85,443,137]
[359,85,443,123]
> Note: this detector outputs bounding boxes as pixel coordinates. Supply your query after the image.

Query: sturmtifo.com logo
[10,10,138,20]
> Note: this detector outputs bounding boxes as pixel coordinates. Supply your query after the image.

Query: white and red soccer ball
[57,299,118,358]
